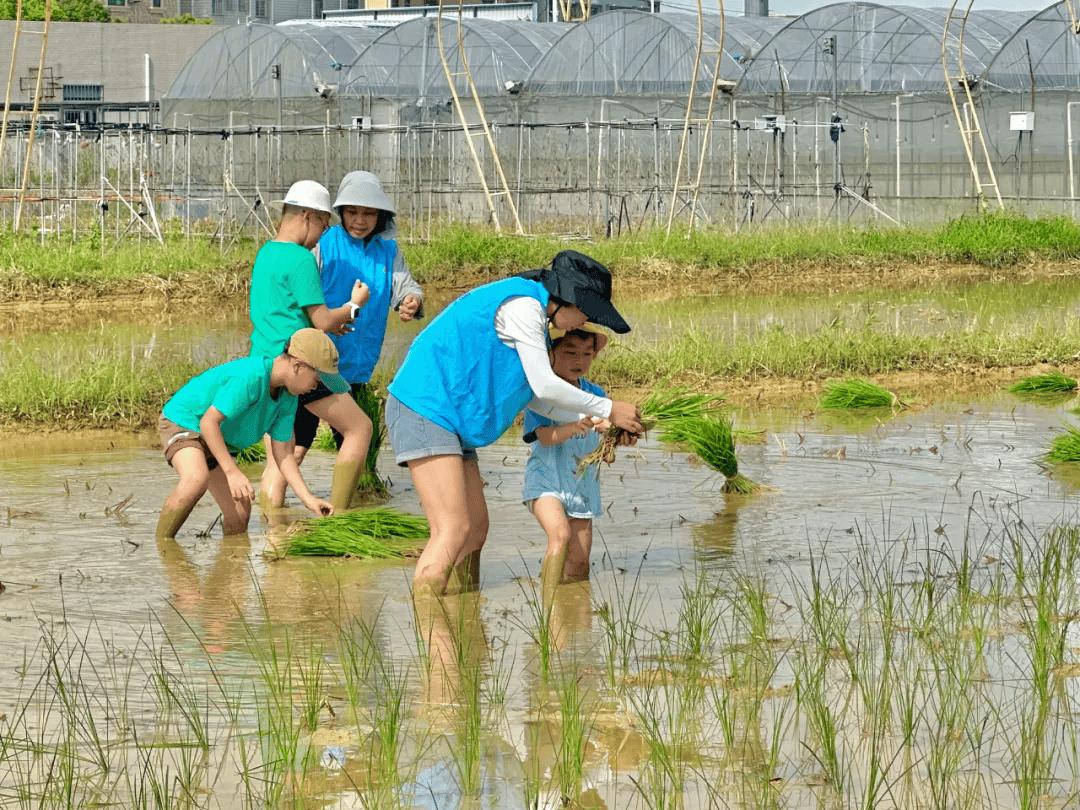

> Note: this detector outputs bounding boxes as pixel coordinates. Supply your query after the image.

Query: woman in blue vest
[282,171,425,492]
[387,251,644,596]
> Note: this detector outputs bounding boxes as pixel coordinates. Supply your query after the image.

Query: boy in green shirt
[156,328,338,539]
[249,180,373,512]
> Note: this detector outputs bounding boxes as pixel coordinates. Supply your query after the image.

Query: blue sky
[660,0,1049,13]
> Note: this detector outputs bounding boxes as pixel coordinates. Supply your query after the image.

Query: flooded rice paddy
[4,280,1080,808]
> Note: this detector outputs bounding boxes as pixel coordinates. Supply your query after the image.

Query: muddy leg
[532,496,573,609]
[408,454,476,596]
[306,393,372,512]
[259,435,306,508]
[563,518,593,583]
[206,466,253,536]
[449,458,487,594]
[156,447,211,539]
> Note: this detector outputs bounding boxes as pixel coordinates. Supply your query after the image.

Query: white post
[1068,102,1080,219]
[144,54,152,103]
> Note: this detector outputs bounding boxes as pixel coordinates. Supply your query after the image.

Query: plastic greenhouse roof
[527,10,786,96]
[985,2,1080,91]
[736,3,1029,94]
[165,23,383,101]
[339,18,569,100]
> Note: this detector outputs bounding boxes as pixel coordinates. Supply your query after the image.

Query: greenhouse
[41,2,1080,232]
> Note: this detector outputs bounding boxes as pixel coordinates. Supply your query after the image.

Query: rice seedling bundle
[576,388,725,474]
[282,507,429,559]
[1009,371,1078,395]
[820,378,898,410]
[1046,425,1080,464]
[658,414,759,494]
[235,442,266,465]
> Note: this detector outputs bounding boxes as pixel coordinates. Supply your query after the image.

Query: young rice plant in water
[1008,370,1078,394]
[660,414,759,494]
[819,377,898,409]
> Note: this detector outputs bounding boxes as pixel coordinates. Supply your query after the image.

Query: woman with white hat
[287,171,425,480]
[387,250,644,596]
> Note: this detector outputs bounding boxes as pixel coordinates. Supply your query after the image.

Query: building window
[346,0,360,8]
[106,0,125,6]
[211,0,221,13]
[254,0,266,15]
[312,0,322,16]
[152,0,162,7]
[64,109,97,125]
[62,84,103,102]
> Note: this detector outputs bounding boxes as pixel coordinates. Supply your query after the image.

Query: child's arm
[305,280,371,335]
[270,439,334,516]
[198,408,255,504]
[535,416,598,446]
[391,251,424,322]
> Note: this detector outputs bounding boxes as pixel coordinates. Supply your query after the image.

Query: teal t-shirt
[249,241,325,359]
[162,356,298,452]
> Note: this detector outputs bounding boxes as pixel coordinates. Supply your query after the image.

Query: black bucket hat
[519,250,630,334]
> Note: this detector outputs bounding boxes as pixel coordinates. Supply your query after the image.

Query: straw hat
[548,322,609,353]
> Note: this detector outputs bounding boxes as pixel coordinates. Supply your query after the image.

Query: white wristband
[347,302,361,319]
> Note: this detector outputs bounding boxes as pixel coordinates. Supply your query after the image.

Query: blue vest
[318,225,396,383]
[388,277,550,449]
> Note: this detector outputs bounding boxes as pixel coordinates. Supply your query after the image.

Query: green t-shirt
[162,356,298,452]
[249,241,325,359]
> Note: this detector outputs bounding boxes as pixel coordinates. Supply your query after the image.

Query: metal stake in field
[435,0,524,235]
[941,0,1003,212]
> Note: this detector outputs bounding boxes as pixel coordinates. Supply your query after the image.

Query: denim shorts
[386,393,478,467]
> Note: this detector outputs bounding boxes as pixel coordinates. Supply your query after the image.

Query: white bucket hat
[279,180,334,215]
[333,171,395,215]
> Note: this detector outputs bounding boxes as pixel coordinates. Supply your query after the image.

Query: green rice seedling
[819,377,898,409]
[577,387,724,473]
[640,387,726,423]
[1008,369,1078,394]
[553,668,594,806]
[593,560,650,692]
[235,442,266,466]
[280,507,429,559]
[659,414,760,494]
[1046,425,1080,464]
[353,382,389,499]
[296,642,326,733]
[312,424,337,451]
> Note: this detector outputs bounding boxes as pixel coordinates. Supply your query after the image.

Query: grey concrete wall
[0,21,218,103]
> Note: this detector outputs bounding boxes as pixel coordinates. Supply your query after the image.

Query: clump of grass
[1008,370,1078,394]
[235,442,266,466]
[278,507,428,559]
[1046,425,1080,464]
[660,414,759,495]
[819,378,898,409]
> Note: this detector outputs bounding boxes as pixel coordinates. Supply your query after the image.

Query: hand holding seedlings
[609,400,644,434]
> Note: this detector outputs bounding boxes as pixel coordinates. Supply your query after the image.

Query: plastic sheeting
[165,23,382,101]
[342,18,568,99]
[528,10,785,95]
[737,3,1029,94]
[985,2,1080,91]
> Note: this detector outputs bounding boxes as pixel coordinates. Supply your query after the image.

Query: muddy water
[5,277,1080,807]
[2,386,1080,807]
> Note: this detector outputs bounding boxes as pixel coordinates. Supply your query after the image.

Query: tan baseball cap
[286,328,350,394]
[286,328,338,373]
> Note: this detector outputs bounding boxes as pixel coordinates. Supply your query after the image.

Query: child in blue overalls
[523,324,622,604]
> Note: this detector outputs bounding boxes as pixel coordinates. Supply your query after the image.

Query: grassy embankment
[2,214,1080,429]
[1,213,1079,303]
